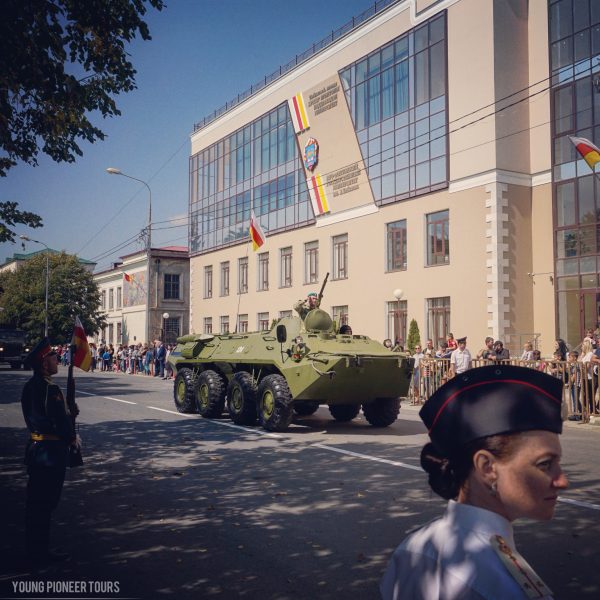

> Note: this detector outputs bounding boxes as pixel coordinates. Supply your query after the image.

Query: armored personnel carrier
[168,307,413,432]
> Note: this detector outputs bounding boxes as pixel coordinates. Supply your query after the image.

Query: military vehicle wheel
[227,371,258,425]
[293,401,320,416]
[195,370,226,418]
[173,368,197,414]
[362,398,400,427]
[329,404,360,422]
[257,374,293,432]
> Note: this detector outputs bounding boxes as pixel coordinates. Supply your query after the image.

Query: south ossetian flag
[71,316,91,372]
[288,93,310,134]
[249,211,266,251]
[569,136,600,169]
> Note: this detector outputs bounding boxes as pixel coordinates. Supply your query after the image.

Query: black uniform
[21,372,74,562]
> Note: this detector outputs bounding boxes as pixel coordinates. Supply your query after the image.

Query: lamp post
[20,235,50,337]
[106,167,152,343]
[161,312,169,342]
[393,288,404,346]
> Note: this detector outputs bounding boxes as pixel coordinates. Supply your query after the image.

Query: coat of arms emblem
[303,138,319,171]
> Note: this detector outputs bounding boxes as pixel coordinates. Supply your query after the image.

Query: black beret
[24,337,56,369]
[419,365,563,456]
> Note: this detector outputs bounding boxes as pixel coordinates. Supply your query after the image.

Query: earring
[490,481,498,497]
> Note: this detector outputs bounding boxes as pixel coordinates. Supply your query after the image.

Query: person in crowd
[583,328,597,349]
[446,332,458,352]
[90,343,97,372]
[164,345,174,380]
[21,338,81,566]
[411,344,425,405]
[293,292,319,320]
[435,341,448,358]
[144,344,154,376]
[449,336,471,378]
[381,365,568,600]
[492,340,510,362]
[102,348,111,372]
[520,341,534,362]
[567,351,582,421]
[579,339,597,415]
[339,324,352,335]
[154,340,166,378]
[383,339,393,349]
[477,336,495,361]
[392,339,404,352]
[554,338,569,362]
[532,350,546,372]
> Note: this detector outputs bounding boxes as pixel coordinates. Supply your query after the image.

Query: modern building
[93,246,189,346]
[0,249,96,274]
[187,0,600,355]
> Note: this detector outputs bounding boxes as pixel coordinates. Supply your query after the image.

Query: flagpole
[234,232,251,334]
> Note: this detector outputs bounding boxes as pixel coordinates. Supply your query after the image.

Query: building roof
[2,249,95,266]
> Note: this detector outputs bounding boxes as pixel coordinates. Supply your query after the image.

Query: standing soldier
[21,338,79,566]
[293,292,319,320]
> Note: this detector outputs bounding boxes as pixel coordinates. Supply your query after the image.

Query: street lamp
[106,167,152,343]
[20,235,50,337]
[393,288,404,346]
[161,312,169,342]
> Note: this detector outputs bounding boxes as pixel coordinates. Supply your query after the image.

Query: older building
[0,249,95,274]
[93,246,189,345]
[187,0,600,355]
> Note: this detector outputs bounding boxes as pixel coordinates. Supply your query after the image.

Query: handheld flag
[569,136,600,170]
[249,211,266,251]
[71,316,91,372]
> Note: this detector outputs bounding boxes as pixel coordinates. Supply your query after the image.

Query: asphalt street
[1,367,599,600]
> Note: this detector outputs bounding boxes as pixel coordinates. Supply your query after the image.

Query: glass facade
[550,0,600,347]
[339,11,447,204]
[189,103,314,255]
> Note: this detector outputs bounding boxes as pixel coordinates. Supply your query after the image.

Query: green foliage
[407,319,421,354]
[0,0,165,176]
[0,201,43,243]
[0,252,106,343]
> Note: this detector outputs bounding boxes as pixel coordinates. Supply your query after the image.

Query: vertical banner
[288,93,310,133]
[307,173,330,215]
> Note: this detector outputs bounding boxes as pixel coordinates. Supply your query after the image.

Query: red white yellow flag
[307,174,330,216]
[569,136,600,169]
[288,93,310,133]
[249,210,266,251]
[71,316,91,372]
[123,272,132,282]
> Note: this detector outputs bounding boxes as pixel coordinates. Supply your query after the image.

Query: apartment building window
[332,234,348,280]
[427,297,450,346]
[238,314,248,333]
[116,322,122,344]
[204,317,212,334]
[238,257,248,294]
[258,312,270,331]
[108,288,114,310]
[426,210,449,266]
[280,247,292,287]
[332,305,349,327]
[220,261,230,296]
[279,310,293,319]
[116,286,122,309]
[387,220,407,271]
[304,241,319,284]
[100,290,106,310]
[108,323,114,345]
[164,317,181,343]
[164,274,180,300]
[204,266,213,298]
[101,327,106,343]
[257,252,269,291]
[220,315,230,334]
[386,300,407,344]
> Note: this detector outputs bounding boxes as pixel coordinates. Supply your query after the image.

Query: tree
[0,0,165,176]
[0,201,43,243]
[407,319,421,354]
[0,252,106,343]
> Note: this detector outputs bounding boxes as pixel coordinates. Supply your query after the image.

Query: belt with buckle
[30,433,60,441]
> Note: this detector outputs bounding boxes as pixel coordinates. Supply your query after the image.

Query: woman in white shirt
[381,365,568,600]
[579,339,596,414]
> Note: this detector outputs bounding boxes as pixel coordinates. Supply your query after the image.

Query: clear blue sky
[0,0,373,272]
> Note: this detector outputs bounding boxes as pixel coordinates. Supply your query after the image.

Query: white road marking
[77,390,136,405]
[312,443,422,471]
[147,406,196,417]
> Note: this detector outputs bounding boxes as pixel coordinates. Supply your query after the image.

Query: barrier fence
[410,358,600,423]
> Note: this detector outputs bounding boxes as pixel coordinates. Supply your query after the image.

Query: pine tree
[407,319,421,354]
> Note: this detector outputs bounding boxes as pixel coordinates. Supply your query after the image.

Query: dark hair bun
[420,443,460,500]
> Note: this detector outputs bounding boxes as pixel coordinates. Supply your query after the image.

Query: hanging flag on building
[569,136,600,169]
[288,93,310,133]
[307,173,330,216]
[71,316,91,372]
[249,210,266,251]
[123,272,132,282]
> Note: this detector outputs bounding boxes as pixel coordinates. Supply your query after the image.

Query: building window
[204,266,213,298]
[108,323,114,345]
[100,290,106,310]
[304,241,319,284]
[116,286,122,309]
[238,314,248,333]
[387,220,407,271]
[164,317,180,344]
[426,210,449,266]
[238,257,248,294]
[220,315,229,334]
[164,274,180,300]
[332,305,349,328]
[257,252,269,291]
[258,312,270,331]
[427,297,450,346]
[332,234,348,280]
[204,317,212,334]
[116,322,122,344]
[339,12,447,204]
[280,247,292,287]
[387,300,407,345]
[279,310,293,319]
[108,288,114,310]
[220,261,230,296]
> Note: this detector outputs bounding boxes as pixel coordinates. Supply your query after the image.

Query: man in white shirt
[450,336,471,378]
